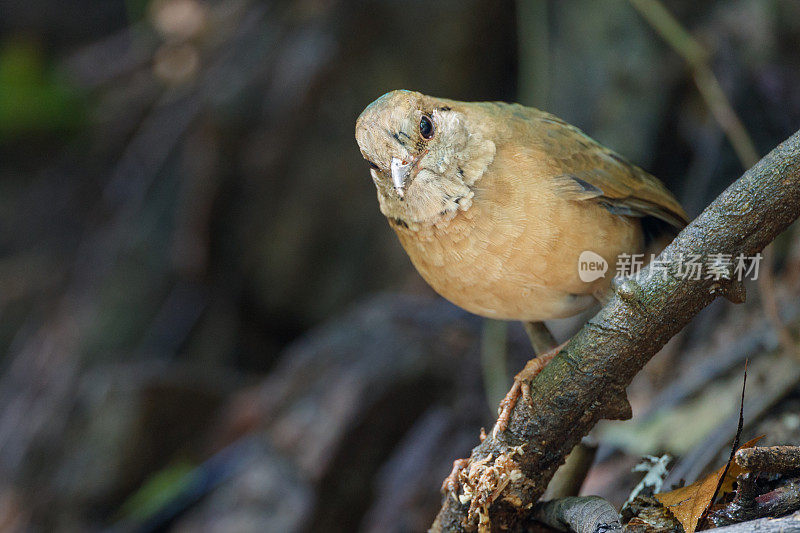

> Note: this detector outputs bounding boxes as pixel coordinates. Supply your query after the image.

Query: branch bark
[711,511,800,533]
[430,130,800,532]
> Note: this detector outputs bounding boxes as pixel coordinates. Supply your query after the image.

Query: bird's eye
[419,115,434,139]
[367,160,380,170]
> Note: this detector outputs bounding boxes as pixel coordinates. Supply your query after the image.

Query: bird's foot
[441,458,470,496]
[492,342,566,438]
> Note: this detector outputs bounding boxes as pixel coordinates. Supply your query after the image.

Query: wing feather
[491,102,689,229]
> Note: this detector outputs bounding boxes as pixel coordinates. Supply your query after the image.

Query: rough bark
[431,129,800,532]
[736,446,800,473]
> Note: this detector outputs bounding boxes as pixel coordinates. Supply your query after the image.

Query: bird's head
[355,90,495,227]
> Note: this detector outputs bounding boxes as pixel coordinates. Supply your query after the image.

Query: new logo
[578,251,608,282]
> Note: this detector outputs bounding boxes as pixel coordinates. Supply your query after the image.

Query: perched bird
[355,90,687,433]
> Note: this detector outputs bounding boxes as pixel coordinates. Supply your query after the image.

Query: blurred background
[1,0,800,531]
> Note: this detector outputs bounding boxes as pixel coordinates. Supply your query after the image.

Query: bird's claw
[493,377,530,438]
[491,344,565,438]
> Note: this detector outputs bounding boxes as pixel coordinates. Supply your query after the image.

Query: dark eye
[419,114,434,139]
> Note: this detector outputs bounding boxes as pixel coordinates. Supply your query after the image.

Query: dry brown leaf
[717,436,764,496]
[654,436,763,533]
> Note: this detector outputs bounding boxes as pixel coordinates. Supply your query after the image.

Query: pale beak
[390,157,412,198]
[390,151,427,198]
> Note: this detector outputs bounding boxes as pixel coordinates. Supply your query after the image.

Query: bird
[355,89,687,435]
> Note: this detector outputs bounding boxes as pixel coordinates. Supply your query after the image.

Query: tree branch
[710,511,800,533]
[430,130,800,532]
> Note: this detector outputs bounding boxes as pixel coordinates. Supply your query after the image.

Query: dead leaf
[654,436,763,533]
[717,436,764,496]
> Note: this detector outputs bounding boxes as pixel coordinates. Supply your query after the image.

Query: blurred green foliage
[119,460,195,521]
[0,37,86,140]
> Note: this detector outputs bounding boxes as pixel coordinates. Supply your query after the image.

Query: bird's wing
[501,103,689,229]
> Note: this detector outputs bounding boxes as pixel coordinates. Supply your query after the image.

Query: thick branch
[431,130,800,532]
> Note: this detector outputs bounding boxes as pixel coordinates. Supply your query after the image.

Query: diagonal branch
[431,129,800,532]
[630,0,794,364]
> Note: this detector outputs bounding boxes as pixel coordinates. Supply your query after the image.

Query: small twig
[690,65,759,168]
[701,361,748,529]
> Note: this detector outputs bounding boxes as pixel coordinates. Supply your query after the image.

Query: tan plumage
[355,90,687,322]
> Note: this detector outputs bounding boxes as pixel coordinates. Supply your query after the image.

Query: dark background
[1,0,800,531]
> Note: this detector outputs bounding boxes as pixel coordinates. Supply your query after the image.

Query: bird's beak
[390,151,427,198]
[390,157,412,198]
